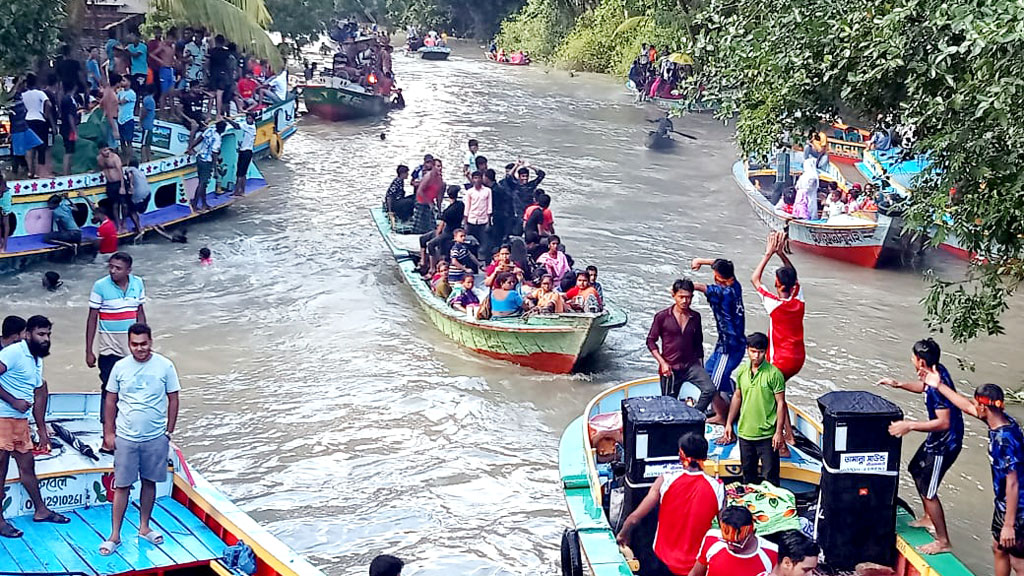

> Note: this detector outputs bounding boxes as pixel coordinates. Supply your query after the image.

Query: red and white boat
[734,159,914,268]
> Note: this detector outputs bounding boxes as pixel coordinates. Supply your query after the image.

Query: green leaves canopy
[154,0,282,68]
[687,0,1024,342]
[0,0,64,76]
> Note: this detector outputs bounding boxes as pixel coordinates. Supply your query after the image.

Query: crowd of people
[487,43,530,65]
[324,30,398,99]
[4,25,287,181]
[628,43,694,101]
[0,252,182,557]
[383,139,606,320]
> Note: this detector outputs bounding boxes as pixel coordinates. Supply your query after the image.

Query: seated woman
[488,272,526,318]
[823,187,846,220]
[485,244,524,287]
[529,274,565,313]
[432,261,452,299]
[536,234,572,285]
[566,271,603,313]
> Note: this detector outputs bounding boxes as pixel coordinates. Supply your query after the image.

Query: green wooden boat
[558,376,976,576]
[371,207,627,373]
[299,81,389,121]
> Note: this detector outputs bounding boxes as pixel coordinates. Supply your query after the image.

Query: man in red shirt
[617,434,724,576]
[93,205,118,254]
[690,506,778,576]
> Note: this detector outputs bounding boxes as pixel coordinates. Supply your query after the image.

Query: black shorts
[236,149,253,178]
[909,444,960,500]
[134,194,151,214]
[61,132,76,154]
[28,120,50,155]
[105,180,122,199]
[131,73,147,93]
[992,507,1024,558]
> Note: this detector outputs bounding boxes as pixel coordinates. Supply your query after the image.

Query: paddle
[671,129,699,141]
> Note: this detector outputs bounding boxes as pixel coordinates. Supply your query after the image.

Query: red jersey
[756,283,806,380]
[697,530,778,576]
[654,470,725,575]
[97,218,118,253]
[523,204,554,233]
[237,77,258,99]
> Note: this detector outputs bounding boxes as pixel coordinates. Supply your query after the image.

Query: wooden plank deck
[0,496,223,575]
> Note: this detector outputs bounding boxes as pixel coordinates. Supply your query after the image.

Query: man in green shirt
[720,332,786,485]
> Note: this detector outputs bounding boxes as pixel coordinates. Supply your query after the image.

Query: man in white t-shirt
[463,138,479,179]
[22,73,54,177]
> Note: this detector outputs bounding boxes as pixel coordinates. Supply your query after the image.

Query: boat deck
[0,497,224,575]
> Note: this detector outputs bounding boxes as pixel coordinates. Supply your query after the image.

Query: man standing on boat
[720,332,786,486]
[411,156,442,234]
[0,315,71,538]
[616,433,724,576]
[646,279,717,411]
[691,257,746,424]
[879,338,964,555]
[86,252,147,422]
[463,170,493,262]
[100,323,179,556]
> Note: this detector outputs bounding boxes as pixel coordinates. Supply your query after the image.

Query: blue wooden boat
[417,46,452,60]
[558,376,976,576]
[1,393,324,576]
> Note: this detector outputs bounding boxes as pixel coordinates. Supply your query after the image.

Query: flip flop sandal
[99,540,120,556]
[140,530,164,545]
[33,511,70,524]
[0,523,23,539]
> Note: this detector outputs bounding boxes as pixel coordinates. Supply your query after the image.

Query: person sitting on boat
[878,338,964,555]
[432,262,452,299]
[333,51,360,81]
[488,271,526,318]
[528,274,565,313]
[536,235,572,285]
[43,194,83,246]
[524,193,556,251]
[585,266,603,301]
[497,48,507,63]
[616,433,724,576]
[99,322,180,556]
[565,270,603,313]
[761,530,819,576]
[385,164,415,222]
[690,257,746,425]
[509,51,525,65]
[448,228,480,282]
[925,380,1024,575]
[448,274,480,316]
[647,279,717,408]
[690,506,779,576]
[791,158,819,220]
[177,81,208,145]
[0,314,71,539]
[823,186,846,220]
[423,33,436,48]
[718,332,786,486]
[867,116,893,152]
[485,244,524,287]
[489,42,498,55]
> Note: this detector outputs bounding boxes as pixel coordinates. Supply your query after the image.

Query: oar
[671,129,698,141]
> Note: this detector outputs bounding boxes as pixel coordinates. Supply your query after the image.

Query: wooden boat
[251,89,299,158]
[734,157,913,268]
[298,78,390,121]
[370,207,627,373]
[824,122,870,165]
[624,81,717,113]
[418,46,451,60]
[2,393,324,576]
[1,114,266,273]
[558,376,977,576]
[485,52,530,66]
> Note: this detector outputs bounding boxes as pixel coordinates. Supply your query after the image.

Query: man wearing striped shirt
[86,252,147,421]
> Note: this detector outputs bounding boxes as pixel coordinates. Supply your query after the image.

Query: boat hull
[735,160,909,268]
[301,85,389,121]
[370,207,626,373]
[419,47,451,60]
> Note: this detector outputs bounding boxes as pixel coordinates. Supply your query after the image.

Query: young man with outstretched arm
[878,338,964,554]
[691,257,746,424]
[927,375,1024,576]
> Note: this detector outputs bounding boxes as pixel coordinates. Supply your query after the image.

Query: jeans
[465,222,489,260]
[661,363,716,413]
[739,437,780,486]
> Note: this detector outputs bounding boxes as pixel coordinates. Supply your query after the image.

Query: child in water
[199,247,212,266]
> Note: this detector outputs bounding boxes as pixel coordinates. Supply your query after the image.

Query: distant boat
[625,80,718,113]
[418,46,451,60]
[299,78,391,121]
[485,52,530,66]
[1,393,325,576]
[370,207,627,373]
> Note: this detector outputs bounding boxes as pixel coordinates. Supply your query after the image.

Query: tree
[687,0,1024,343]
[0,0,65,76]
[152,0,283,67]
[265,0,335,48]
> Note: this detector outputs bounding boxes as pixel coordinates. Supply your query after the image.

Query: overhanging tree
[0,0,65,76]
[687,0,1024,343]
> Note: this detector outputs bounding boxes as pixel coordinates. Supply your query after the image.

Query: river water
[2,49,1021,575]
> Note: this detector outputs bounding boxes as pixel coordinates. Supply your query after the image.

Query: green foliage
[689,0,1024,342]
[153,0,283,67]
[495,0,574,59]
[0,0,65,75]
[265,0,334,48]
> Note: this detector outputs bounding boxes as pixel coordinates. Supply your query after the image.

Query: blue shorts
[159,66,175,93]
[118,120,135,145]
[705,344,746,394]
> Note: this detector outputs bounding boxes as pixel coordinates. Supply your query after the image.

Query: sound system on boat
[815,391,904,571]
[620,396,705,576]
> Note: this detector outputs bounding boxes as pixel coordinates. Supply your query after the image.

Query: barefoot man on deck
[879,338,964,554]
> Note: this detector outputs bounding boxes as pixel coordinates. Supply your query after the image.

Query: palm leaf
[614,16,651,36]
[154,0,282,68]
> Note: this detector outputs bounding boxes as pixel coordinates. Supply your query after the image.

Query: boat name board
[805,227,878,247]
[643,462,685,478]
[838,451,888,473]
[3,473,103,516]
[827,139,866,161]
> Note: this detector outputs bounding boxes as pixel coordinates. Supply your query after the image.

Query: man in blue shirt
[691,257,746,424]
[44,194,82,245]
[100,323,180,555]
[125,31,148,96]
[140,85,156,162]
[930,379,1024,574]
[116,75,136,162]
[0,315,70,538]
[880,338,964,555]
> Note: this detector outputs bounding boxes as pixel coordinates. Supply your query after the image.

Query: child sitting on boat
[448,275,480,317]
